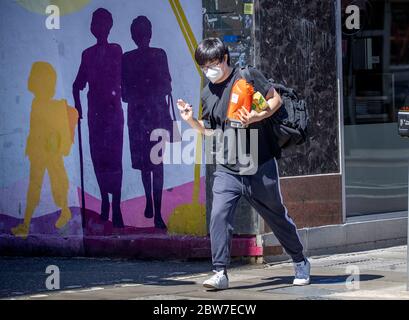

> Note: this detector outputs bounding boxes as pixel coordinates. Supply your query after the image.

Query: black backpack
[240,66,309,150]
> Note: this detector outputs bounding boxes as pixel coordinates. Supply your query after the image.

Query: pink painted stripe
[77,177,206,228]
[82,235,262,258]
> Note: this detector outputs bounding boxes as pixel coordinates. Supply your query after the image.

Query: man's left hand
[237,107,266,126]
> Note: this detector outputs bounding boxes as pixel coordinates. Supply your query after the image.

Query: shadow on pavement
[231,274,384,290]
[0,256,246,298]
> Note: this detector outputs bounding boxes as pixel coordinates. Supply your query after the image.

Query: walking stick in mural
[77,119,86,228]
[167,0,207,236]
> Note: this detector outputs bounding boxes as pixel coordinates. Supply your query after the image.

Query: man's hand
[237,107,266,126]
[177,99,214,136]
[177,99,193,122]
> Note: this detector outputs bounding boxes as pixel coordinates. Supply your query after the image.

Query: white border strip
[335,0,346,223]
[280,172,341,180]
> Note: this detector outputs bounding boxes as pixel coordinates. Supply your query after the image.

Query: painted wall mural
[0,0,205,248]
[12,62,79,238]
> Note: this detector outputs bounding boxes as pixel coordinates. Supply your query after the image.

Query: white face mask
[205,66,224,83]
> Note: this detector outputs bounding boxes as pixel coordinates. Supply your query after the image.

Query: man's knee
[210,205,232,230]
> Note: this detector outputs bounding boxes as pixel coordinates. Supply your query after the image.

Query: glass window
[342,0,409,217]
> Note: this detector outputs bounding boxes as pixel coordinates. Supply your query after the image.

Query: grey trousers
[210,158,305,269]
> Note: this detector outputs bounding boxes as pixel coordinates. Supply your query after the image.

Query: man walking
[177,38,310,290]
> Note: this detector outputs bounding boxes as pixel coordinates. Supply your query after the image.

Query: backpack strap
[239,65,255,86]
[270,82,299,100]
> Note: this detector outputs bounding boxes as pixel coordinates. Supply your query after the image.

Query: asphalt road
[0,256,249,298]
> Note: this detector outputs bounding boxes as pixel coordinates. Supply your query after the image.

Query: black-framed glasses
[200,61,222,73]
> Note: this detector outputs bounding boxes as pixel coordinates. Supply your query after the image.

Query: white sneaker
[293,258,311,286]
[203,270,229,290]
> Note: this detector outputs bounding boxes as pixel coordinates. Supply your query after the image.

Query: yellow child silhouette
[12,62,78,238]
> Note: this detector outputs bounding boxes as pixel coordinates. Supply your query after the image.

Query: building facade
[0,0,408,260]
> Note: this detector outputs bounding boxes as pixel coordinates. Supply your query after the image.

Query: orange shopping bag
[227,78,254,128]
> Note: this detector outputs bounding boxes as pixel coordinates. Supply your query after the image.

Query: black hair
[194,38,230,67]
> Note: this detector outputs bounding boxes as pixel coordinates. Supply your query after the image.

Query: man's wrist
[254,111,268,122]
[187,117,196,126]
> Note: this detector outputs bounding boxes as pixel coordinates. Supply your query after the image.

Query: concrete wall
[203,0,343,237]
[0,0,347,259]
[0,0,219,257]
[203,0,260,235]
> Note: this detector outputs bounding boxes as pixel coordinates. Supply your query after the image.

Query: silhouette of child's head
[28,62,57,99]
[91,8,113,41]
[131,16,152,48]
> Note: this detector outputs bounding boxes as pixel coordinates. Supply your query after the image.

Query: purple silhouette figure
[73,8,124,228]
[122,16,174,230]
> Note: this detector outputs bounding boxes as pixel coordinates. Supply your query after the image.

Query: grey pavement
[1,246,409,300]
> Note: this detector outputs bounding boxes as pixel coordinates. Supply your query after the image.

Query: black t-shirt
[200,67,281,175]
